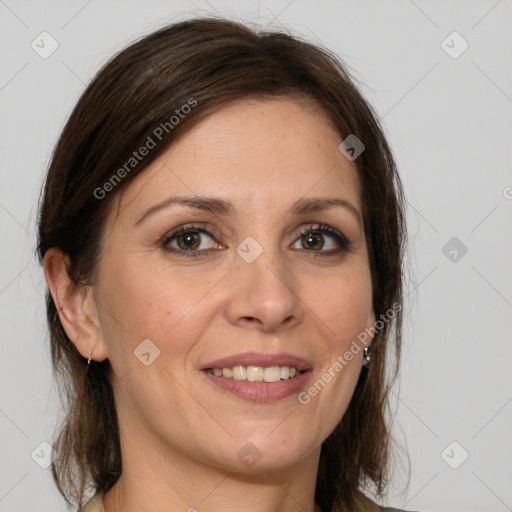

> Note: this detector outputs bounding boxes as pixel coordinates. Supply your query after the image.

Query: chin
[206,435,316,474]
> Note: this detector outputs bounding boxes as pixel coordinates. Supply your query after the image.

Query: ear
[43,248,108,363]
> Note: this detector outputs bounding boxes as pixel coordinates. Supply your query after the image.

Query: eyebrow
[134,195,362,226]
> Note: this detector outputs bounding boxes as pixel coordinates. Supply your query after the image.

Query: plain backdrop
[1,1,511,511]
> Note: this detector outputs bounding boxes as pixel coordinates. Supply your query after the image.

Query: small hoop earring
[362,347,371,368]
[87,341,100,365]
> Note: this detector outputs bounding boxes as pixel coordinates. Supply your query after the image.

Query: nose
[225,249,303,333]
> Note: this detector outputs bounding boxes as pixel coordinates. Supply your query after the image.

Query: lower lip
[201,370,312,403]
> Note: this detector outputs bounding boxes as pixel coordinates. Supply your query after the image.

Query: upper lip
[201,351,313,371]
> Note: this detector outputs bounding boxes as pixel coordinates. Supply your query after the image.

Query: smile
[204,365,302,382]
[201,367,312,403]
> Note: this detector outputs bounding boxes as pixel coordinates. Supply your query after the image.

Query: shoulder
[352,489,423,512]
[78,493,105,512]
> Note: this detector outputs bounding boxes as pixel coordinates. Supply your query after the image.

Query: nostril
[241,316,261,324]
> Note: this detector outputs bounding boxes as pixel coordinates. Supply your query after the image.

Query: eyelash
[161,223,352,258]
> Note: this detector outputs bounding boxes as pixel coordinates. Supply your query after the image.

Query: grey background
[1,1,511,511]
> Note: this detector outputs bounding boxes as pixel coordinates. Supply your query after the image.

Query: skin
[44,97,375,512]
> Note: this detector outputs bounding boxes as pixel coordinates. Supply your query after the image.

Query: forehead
[115,97,361,217]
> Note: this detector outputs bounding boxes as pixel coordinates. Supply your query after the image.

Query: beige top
[79,490,418,512]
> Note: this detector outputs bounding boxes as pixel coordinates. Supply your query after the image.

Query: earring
[87,340,100,365]
[362,347,370,368]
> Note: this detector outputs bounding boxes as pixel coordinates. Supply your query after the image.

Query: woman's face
[94,98,375,473]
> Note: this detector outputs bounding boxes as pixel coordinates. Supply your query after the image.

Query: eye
[161,223,351,258]
[162,224,222,257]
[291,224,351,254]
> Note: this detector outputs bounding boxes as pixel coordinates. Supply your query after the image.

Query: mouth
[200,352,313,403]
[202,365,305,382]
[200,351,313,373]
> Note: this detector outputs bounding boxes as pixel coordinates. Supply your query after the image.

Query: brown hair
[37,16,407,511]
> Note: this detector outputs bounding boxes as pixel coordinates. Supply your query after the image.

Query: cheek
[302,264,373,345]
[96,252,221,360]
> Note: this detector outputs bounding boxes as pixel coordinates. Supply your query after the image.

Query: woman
[37,16,412,512]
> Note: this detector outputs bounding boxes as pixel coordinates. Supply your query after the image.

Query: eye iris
[177,231,200,250]
[302,232,324,250]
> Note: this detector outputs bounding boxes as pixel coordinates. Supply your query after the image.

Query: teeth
[205,365,303,382]
[232,365,247,380]
[263,366,281,383]
[247,366,263,382]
